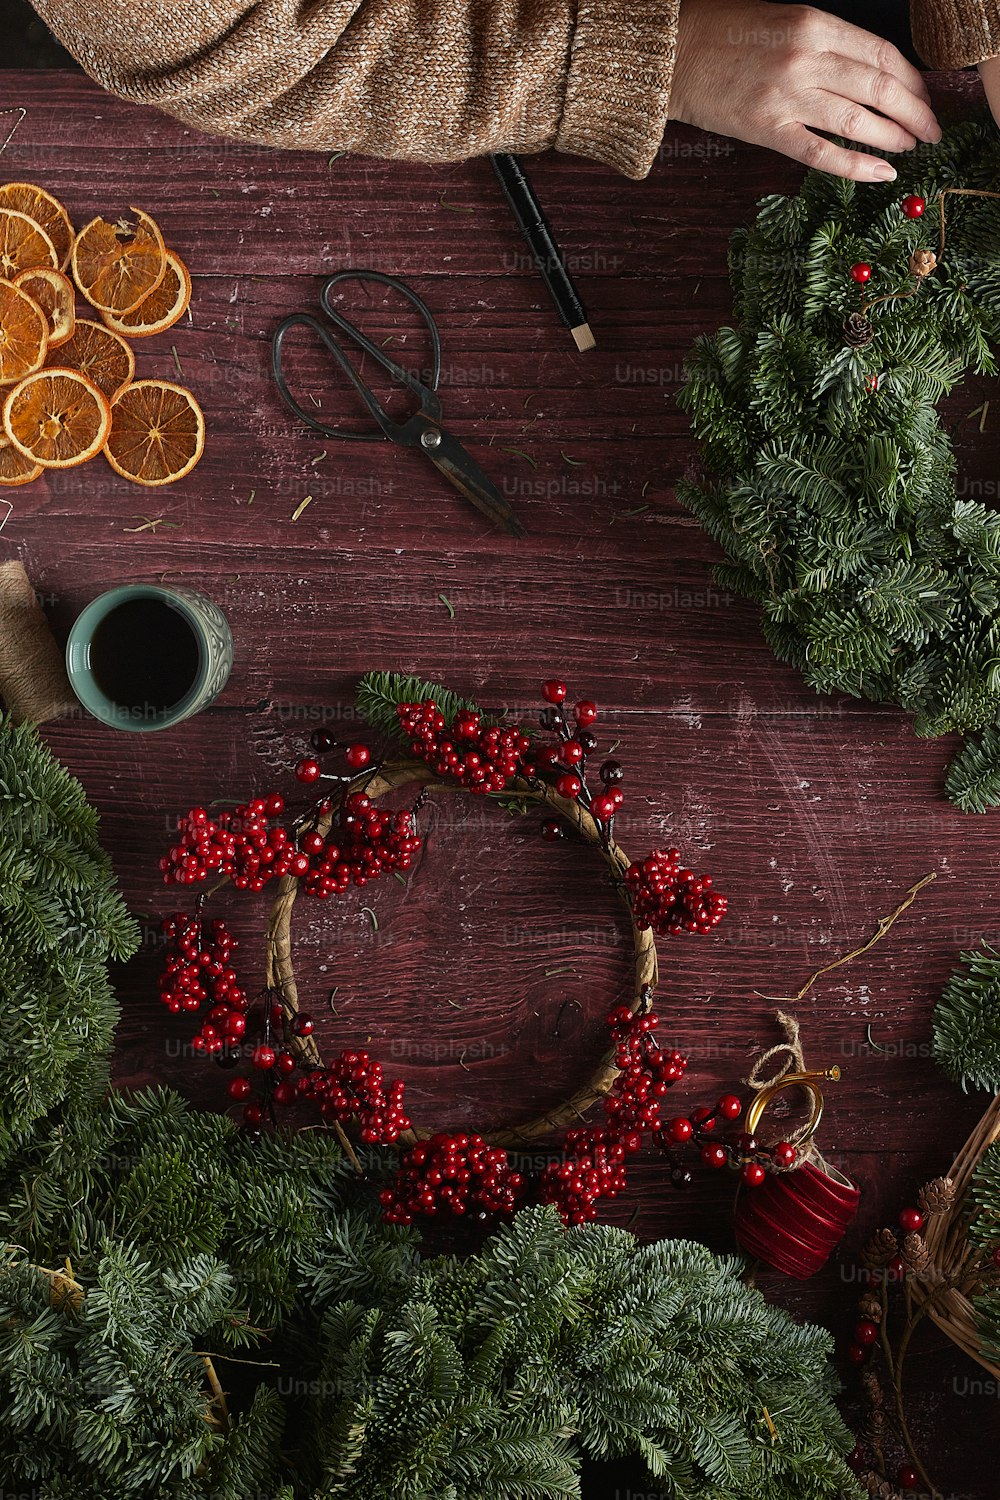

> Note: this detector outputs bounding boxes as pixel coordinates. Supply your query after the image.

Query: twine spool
[264,760,658,1149]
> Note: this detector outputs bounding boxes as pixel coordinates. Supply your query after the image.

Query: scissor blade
[421,427,526,538]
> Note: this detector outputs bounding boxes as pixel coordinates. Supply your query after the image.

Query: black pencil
[489,152,596,353]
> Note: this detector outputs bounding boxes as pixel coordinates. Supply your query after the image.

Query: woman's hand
[669,0,941,181]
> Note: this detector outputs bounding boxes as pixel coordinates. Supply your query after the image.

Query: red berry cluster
[300,792,421,898]
[657,1090,797,1187]
[381,1133,524,1224]
[159,795,294,891]
[397,701,533,794]
[537,1128,628,1225]
[298,1050,410,1142]
[534,680,624,827]
[226,997,409,1136]
[537,1005,688,1224]
[625,850,727,935]
[159,912,249,1054]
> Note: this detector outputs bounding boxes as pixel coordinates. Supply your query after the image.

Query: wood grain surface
[1,66,998,1498]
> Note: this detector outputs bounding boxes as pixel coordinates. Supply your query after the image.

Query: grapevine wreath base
[679,118,1000,811]
[156,673,819,1231]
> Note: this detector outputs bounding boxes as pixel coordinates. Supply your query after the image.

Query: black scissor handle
[271,268,443,443]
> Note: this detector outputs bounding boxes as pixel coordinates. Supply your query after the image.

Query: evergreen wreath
[159,673,817,1231]
[0,713,864,1500]
[678,118,1000,811]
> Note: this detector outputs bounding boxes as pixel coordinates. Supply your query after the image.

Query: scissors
[271,269,525,538]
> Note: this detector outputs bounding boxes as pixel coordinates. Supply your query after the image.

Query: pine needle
[361,906,378,930]
[437,593,455,618]
[500,447,537,469]
[865,1022,886,1053]
[123,515,181,533]
[291,495,313,521]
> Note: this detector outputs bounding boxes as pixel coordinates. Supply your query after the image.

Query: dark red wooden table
[2,66,997,1499]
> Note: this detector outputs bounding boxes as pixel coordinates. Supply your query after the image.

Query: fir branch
[355,671,486,742]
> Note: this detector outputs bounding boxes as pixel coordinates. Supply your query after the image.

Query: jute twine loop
[265,760,658,1150]
[743,1010,836,1170]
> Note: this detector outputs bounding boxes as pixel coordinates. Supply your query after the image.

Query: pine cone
[863,1228,899,1270]
[919,1177,955,1217]
[901,1232,932,1276]
[859,1292,882,1322]
[843,311,875,347]
[863,1405,886,1438]
[909,247,937,278]
[862,1472,901,1499]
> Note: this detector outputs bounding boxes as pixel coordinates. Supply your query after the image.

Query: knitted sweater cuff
[912,2,1000,69]
[555,0,680,179]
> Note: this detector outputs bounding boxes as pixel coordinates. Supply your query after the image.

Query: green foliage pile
[0,716,139,1168]
[678,119,1000,809]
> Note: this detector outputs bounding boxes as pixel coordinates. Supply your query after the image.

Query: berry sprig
[537,1127,627,1226]
[224,989,410,1139]
[533,679,624,829]
[657,1094,798,1188]
[158,910,249,1057]
[625,849,727,936]
[298,791,420,899]
[298,1049,410,1142]
[159,794,293,890]
[380,1133,524,1224]
[397,700,533,794]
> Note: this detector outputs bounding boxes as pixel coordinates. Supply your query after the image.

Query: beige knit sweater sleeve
[911,0,1000,69]
[31,0,681,179]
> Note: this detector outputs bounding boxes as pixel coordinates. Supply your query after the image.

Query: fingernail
[873,162,897,181]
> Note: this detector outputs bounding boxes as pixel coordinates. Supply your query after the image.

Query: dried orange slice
[3,368,111,469]
[71,207,166,316]
[100,249,191,338]
[0,280,49,385]
[0,434,42,487]
[0,207,58,277]
[54,318,135,403]
[105,379,205,486]
[13,268,75,348]
[0,183,74,269]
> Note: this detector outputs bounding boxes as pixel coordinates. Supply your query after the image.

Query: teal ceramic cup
[66,584,233,732]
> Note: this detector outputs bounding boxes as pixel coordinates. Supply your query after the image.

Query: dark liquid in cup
[90,597,201,715]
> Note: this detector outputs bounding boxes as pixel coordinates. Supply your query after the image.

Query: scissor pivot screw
[420,428,443,450]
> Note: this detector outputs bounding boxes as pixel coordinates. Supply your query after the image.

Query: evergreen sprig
[356,671,485,742]
[678,118,1000,808]
[969,1140,1000,1361]
[932,944,1000,1092]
